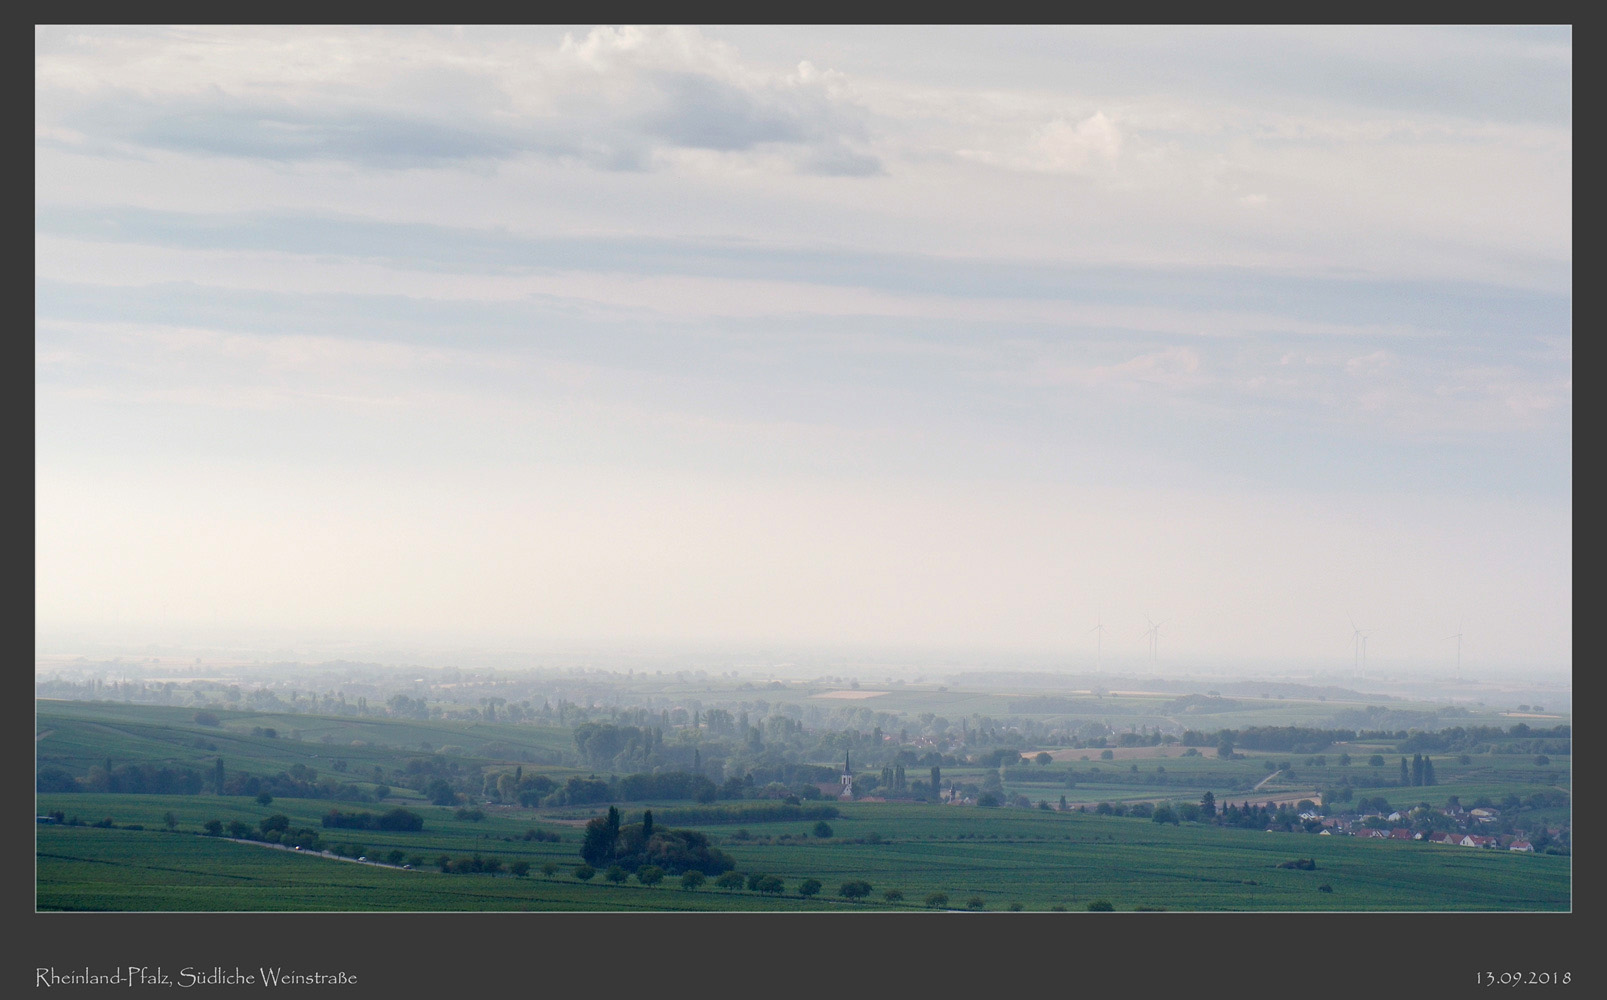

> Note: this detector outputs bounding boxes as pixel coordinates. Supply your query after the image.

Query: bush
[1087,900,1115,911]
[966,896,985,910]
[925,892,949,909]
[1008,902,1024,911]
[541,862,559,877]
[883,889,904,902]
[573,864,595,881]
[813,821,833,838]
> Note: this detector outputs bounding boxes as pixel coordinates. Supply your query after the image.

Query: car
[402,864,412,870]
[357,856,367,862]
[293,846,301,850]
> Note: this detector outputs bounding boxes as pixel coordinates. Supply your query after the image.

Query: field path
[224,838,419,871]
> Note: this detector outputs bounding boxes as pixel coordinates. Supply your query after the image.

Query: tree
[1035,752,1052,765]
[1087,899,1114,911]
[542,862,560,877]
[1200,791,1216,818]
[256,792,273,806]
[1400,758,1410,785]
[637,865,664,886]
[1368,754,1385,767]
[925,892,949,909]
[798,878,822,898]
[203,819,223,837]
[883,889,904,903]
[715,872,745,890]
[966,896,985,910]
[213,758,225,795]
[813,821,833,838]
[756,875,785,894]
[573,864,595,881]
[641,810,654,840]
[509,861,531,878]
[163,811,178,831]
[680,870,705,890]
[840,880,873,900]
[1151,803,1179,824]
[605,865,628,883]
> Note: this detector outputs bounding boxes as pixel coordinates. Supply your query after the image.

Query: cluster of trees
[204,814,325,850]
[579,806,735,876]
[436,854,530,877]
[37,762,205,795]
[1181,726,1356,754]
[320,808,424,831]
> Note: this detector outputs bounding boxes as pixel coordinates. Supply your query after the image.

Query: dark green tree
[925,892,949,909]
[637,865,664,886]
[798,878,822,898]
[680,870,705,890]
[1200,790,1216,817]
[839,880,873,900]
[1400,757,1410,785]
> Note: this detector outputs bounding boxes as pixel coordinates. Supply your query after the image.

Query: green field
[37,698,1569,912]
[37,795,1568,912]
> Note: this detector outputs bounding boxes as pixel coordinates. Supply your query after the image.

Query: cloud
[957,111,1123,174]
[39,25,882,176]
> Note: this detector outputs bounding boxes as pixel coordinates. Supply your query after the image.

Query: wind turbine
[1141,616,1166,665]
[1444,621,1463,679]
[1348,614,1365,673]
[1090,614,1107,665]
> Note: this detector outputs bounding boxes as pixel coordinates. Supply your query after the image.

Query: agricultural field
[37,796,1567,912]
[37,695,1569,912]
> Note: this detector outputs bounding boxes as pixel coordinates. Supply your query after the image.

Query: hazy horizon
[36,27,1571,676]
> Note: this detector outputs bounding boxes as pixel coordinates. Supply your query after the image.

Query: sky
[34,25,1571,676]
